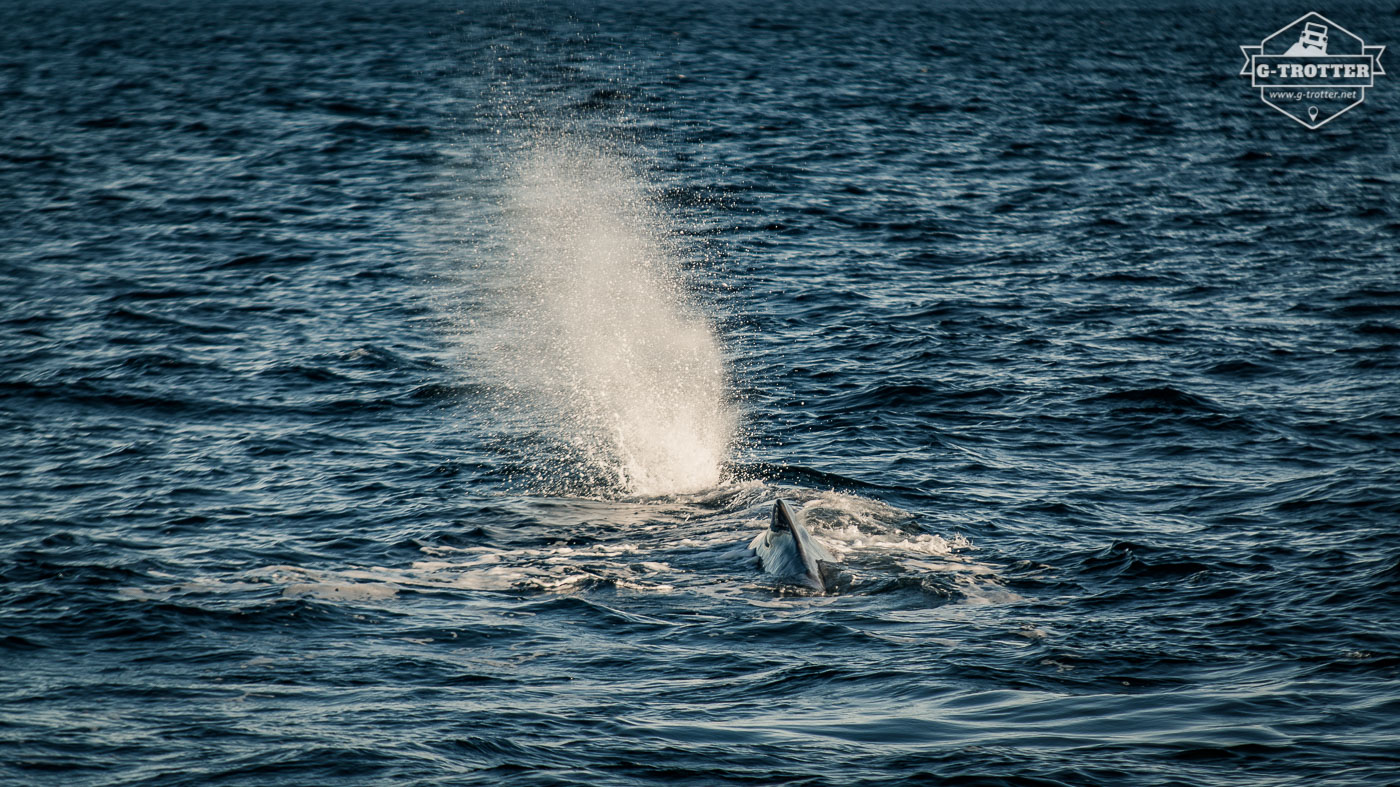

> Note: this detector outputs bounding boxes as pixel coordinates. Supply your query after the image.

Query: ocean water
[3,0,1398,784]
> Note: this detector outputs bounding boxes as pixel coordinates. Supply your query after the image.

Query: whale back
[750,499,835,590]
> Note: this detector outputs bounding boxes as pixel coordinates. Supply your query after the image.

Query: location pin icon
[1308,106,1320,123]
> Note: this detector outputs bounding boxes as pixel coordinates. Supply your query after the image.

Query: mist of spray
[456,138,735,497]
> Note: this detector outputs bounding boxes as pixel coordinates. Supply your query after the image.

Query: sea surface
[3,1,1398,785]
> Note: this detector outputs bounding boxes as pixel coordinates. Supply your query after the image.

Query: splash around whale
[749,499,839,591]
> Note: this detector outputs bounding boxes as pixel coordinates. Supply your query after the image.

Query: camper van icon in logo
[1240,12,1386,129]
[1285,22,1330,57]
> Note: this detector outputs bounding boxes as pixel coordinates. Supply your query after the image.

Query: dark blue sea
[3,0,1399,784]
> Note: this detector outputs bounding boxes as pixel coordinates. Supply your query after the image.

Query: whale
[750,499,837,590]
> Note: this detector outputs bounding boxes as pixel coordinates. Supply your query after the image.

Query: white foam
[115,489,1007,605]
[818,524,972,559]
